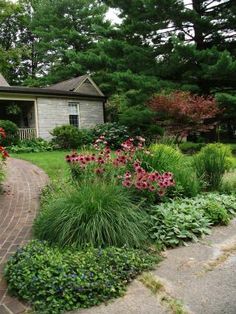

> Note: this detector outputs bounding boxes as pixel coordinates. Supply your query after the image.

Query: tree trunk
[192,0,205,49]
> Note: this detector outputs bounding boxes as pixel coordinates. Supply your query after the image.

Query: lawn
[12,151,69,180]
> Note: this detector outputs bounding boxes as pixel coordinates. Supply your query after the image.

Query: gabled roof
[0,73,10,87]
[47,74,104,96]
[47,75,88,91]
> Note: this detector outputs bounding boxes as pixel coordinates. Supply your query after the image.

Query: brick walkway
[0,158,48,314]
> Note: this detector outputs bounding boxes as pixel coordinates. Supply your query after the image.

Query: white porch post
[34,99,39,138]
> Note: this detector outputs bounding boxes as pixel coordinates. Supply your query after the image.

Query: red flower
[0,128,6,138]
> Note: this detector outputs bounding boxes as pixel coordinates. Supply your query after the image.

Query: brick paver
[0,158,48,313]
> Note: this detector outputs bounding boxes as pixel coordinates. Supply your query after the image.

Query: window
[68,102,79,128]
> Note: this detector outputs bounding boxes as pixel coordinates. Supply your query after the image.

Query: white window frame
[68,102,80,128]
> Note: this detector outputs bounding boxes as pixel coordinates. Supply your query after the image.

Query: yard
[0,123,236,313]
[12,151,69,180]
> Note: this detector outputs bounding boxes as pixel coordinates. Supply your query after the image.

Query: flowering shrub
[0,128,9,188]
[91,122,130,149]
[66,136,175,199]
[0,128,9,160]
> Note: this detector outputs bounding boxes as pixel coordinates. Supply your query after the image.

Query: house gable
[0,74,10,87]
[47,75,104,97]
[74,77,104,97]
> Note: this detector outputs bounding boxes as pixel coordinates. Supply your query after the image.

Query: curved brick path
[0,158,48,314]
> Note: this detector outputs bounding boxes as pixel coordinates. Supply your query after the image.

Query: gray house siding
[79,100,104,129]
[37,97,104,139]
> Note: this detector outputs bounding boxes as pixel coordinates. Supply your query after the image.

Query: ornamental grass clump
[34,181,148,248]
[194,143,233,190]
[139,144,201,197]
[4,240,160,314]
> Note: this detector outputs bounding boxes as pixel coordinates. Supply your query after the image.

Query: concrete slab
[152,219,236,314]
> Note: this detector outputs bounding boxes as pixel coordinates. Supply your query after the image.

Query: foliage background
[0,0,235,140]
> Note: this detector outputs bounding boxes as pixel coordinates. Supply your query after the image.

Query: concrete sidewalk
[73,219,236,314]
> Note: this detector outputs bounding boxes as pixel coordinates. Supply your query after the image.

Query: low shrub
[0,120,19,146]
[220,170,236,194]
[51,125,91,149]
[8,138,54,153]
[193,143,232,190]
[34,181,148,248]
[149,200,211,248]
[179,142,206,154]
[91,122,130,149]
[4,240,159,314]
[140,144,201,197]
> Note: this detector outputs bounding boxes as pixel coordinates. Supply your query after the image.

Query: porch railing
[18,128,36,140]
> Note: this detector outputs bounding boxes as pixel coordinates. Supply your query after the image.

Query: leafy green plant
[149,200,211,248]
[51,125,90,149]
[193,143,233,190]
[0,120,19,146]
[8,138,54,153]
[4,240,159,314]
[201,201,230,225]
[220,170,236,194]
[149,193,236,248]
[34,181,148,248]
[91,122,130,149]
[139,144,201,197]
[201,193,236,217]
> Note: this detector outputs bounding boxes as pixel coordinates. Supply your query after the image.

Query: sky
[106,8,122,24]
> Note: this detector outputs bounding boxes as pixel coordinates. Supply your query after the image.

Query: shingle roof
[0,74,10,86]
[0,86,106,100]
[47,75,88,91]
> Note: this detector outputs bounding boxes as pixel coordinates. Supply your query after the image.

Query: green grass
[12,151,69,180]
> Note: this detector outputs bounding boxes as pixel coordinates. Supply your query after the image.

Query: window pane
[69,115,79,128]
[68,102,78,114]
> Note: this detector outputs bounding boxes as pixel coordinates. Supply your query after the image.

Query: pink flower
[149,185,156,192]
[122,180,132,188]
[135,182,142,189]
[158,189,165,197]
[133,161,140,169]
[125,171,132,179]
[95,168,105,175]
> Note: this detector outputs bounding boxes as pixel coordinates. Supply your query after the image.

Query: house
[0,74,106,140]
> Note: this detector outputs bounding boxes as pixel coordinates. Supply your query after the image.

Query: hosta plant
[149,200,211,248]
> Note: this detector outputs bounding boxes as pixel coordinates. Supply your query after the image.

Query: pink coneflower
[95,168,105,175]
[149,185,156,192]
[122,180,132,188]
[141,181,148,189]
[158,189,165,197]
[135,182,142,189]
[133,161,140,169]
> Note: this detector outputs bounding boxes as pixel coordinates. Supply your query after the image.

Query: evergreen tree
[28,0,111,86]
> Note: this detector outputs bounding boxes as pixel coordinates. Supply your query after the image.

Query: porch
[0,99,38,140]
